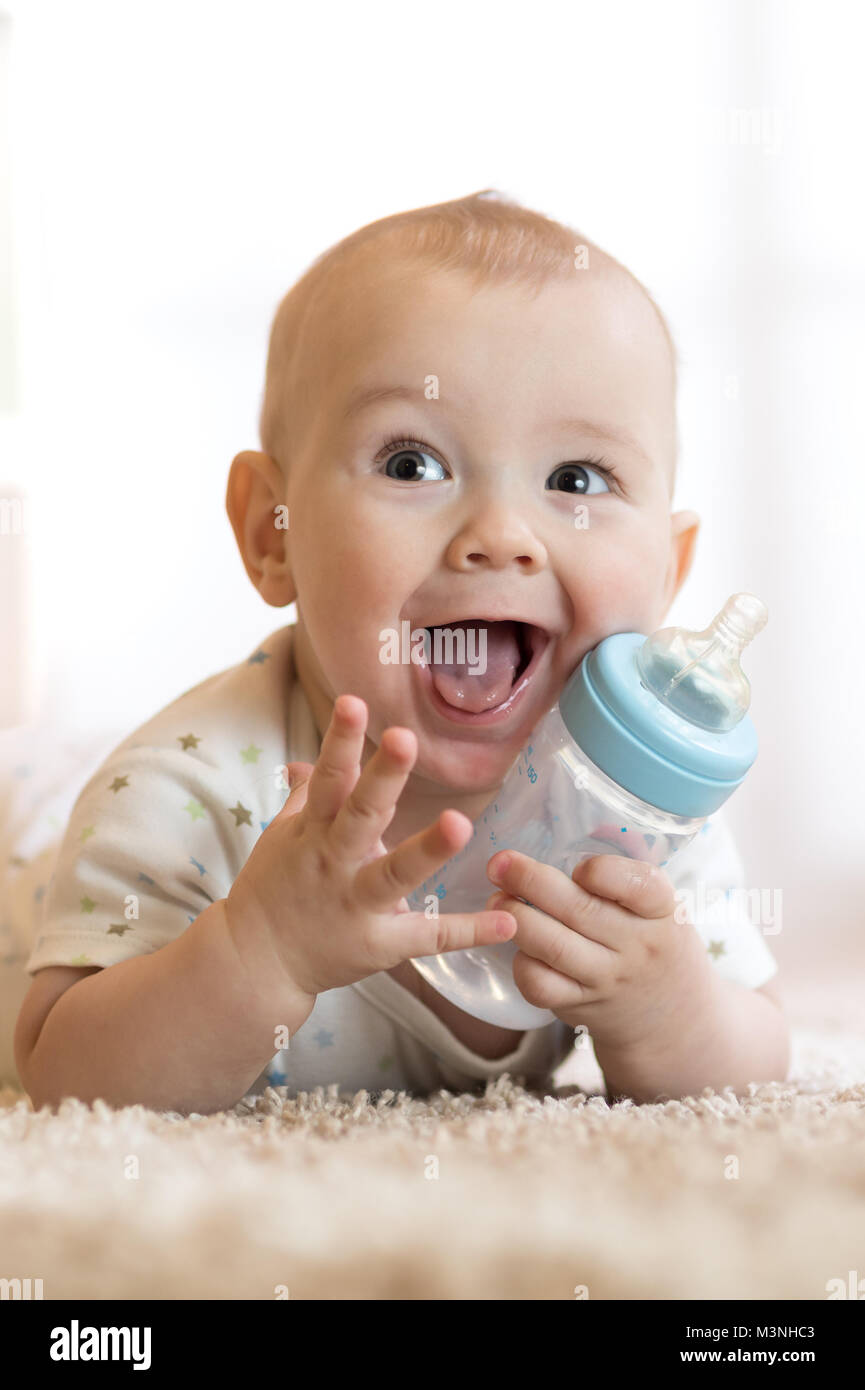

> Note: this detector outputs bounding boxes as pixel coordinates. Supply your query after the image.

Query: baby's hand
[484,850,716,1055]
[225,694,516,1002]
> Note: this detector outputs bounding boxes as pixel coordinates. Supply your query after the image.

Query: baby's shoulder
[119,625,296,754]
[65,625,304,824]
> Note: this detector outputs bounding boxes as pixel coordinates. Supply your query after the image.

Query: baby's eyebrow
[341,383,421,419]
[551,417,651,465]
[342,384,650,466]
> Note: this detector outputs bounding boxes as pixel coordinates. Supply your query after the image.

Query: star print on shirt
[240,744,262,764]
[107,922,132,936]
[184,799,206,821]
[707,940,727,959]
[313,1029,335,1048]
[189,856,206,876]
[229,802,253,827]
[80,826,95,842]
[178,734,201,750]
[108,776,130,792]
[248,649,270,665]
[80,896,96,913]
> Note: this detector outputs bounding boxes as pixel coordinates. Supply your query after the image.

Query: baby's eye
[546,462,612,496]
[379,443,448,483]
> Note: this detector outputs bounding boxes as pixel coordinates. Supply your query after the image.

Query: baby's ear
[225,450,297,607]
[665,508,700,606]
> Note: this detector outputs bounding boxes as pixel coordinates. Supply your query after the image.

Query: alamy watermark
[1,1276,43,1299]
[674,882,782,935]
[697,105,784,155]
[826,1270,865,1300]
[0,496,27,535]
[379,621,488,676]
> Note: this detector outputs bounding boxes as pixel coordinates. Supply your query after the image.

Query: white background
[0,0,861,939]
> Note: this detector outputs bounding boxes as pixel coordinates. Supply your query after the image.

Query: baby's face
[285,262,688,793]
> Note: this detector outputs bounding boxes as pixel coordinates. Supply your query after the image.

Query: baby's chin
[406,729,527,798]
[362,653,564,790]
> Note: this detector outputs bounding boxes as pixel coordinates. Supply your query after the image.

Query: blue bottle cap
[558,633,758,817]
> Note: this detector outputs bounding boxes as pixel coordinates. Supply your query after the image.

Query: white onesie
[17,624,779,1099]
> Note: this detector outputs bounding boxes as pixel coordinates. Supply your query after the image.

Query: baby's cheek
[566,521,670,633]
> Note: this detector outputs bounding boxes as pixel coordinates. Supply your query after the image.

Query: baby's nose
[446,507,547,572]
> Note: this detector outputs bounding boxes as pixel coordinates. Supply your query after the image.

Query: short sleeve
[24,628,301,976]
[663,809,779,990]
[24,744,279,974]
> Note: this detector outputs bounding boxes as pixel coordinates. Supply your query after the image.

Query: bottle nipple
[636,593,768,733]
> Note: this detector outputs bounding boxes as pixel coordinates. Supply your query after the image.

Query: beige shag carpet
[2,942,865,1302]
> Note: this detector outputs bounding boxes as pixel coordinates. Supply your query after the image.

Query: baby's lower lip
[413,628,552,727]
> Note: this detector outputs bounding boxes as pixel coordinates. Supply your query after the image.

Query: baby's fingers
[329,725,418,861]
[304,695,367,824]
[383,907,517,965]
[573,854,676,921]
[353,808,475,909]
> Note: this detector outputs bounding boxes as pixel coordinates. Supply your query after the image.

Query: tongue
[428,620,522,713]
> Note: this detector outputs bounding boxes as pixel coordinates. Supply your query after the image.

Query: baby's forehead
[320,247,672,381]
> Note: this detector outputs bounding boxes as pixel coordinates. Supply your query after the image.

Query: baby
[14,190,790,1114]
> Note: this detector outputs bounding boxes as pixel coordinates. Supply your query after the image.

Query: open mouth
[416,618,550,725]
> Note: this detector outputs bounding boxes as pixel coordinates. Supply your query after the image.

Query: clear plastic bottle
[405,593,768,1030]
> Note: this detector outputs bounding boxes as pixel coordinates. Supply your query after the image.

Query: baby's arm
[592,974,790,1104]
[16,898,313,1114]
[17,696,515,1115]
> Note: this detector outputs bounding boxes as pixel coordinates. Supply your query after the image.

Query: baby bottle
[405,593,768,1030]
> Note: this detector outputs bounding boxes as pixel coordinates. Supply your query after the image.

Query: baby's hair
[258,189,680,490]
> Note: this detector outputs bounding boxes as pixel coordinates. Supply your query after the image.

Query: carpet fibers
[2,1013,865,1300]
